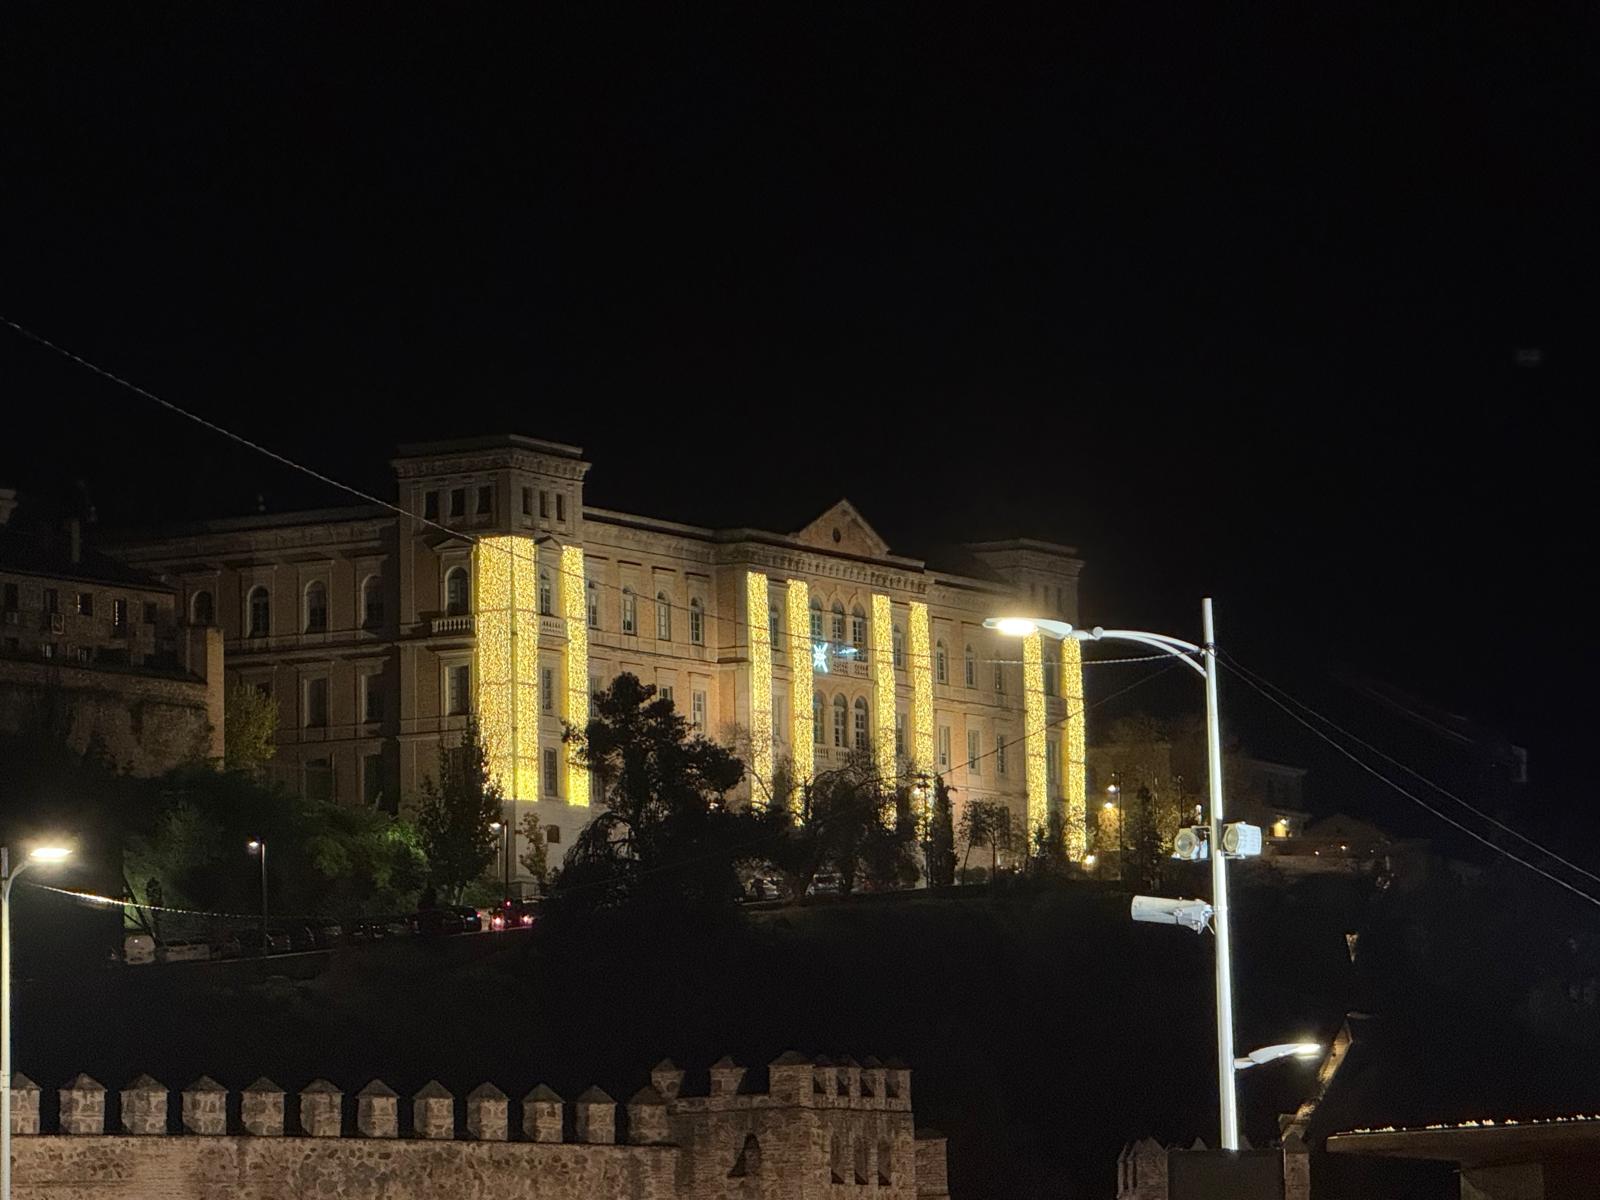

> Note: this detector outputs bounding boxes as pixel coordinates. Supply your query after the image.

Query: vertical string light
[474,536,539,802]
[786,579,813,798]
[1023,631,1047,836]
[745,571,773,806]
[871,594,896,788]
[1062,635,1086,860]
[560,543,590,807]
[909,601,935,772]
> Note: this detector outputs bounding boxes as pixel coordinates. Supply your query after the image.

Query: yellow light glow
[1061,635,1087,860]
[746,571,773,806]
[1023,632,1047,835]
[995,618,1038,637]
[871,594,896,786]
[560,544,590,807]
[909,602,934,772]
[786,579,813,797]
[28,846,71,863]
[474,537,539,802]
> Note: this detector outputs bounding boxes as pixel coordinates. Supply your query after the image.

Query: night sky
[3,6,1595,828]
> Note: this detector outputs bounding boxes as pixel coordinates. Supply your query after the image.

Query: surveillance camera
[1221,822,1263,858]
[1130,895,1214,933]
[1172,826,1209,861]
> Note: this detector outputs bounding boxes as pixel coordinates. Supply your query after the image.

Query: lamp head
[489,821,504,833]
[29,845,71,864]
[990,617,1038,638]
[246,839,262,853]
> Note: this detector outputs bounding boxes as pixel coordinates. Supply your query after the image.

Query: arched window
[851,605,867,662]
[445,566,470,616]
[362,576,383,629]
[730,1133,762,1179]
[538,569,552,616]
[877,1140,893,1186]
[247,586,270,638]
[935,640,948,685]
[830,601,846,645]
[812,691,824,744]
[303,582,327,633]
[809,599,823,641]
[853,696,869,748]
[656,592,672,640]
[832,694,847,748]
[586,580,599,629]
[621,587,637,634]
[892,624,905,670]
[689,597,704,645]
[191,589,214,626]
[963,644,975,688]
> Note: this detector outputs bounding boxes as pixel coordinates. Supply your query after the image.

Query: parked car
[240,928,293,956]
[489,900,538,930]
[454,905,484,933]
[409,908,466,936]
[806,872,842,896]
[308,921,344,949]
[210,934,243,959]
[123,933,156,965]
[276,924,316,953]
[156,940,211,964]
[348,919,388,943]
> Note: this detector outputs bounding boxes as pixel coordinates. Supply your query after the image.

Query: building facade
[107,436,1085,878]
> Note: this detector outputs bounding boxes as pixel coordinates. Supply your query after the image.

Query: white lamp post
[986,599,1243,1149]
[246,840,267,955]
[3,843,72,1200]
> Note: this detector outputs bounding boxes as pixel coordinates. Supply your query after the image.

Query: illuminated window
[963,644,975,688]
[539,570,553,616]
[621,588,637,635]
[445,567,470,616]
[967,729,980,773]
[892,625,905,670]
[447,664,470,715]
[541,666,554,713]
[831,602,846,646]
[851,606,867,662]
[586,581,599,629]
[994,661,1004,693]
[247,586,270,637]
[476,485,492,515]
[449,488,466,518]
[809,600,823,641]
[362,577,384,628]
[937,725,950,768]
[304,677,328,728]
[832,694,847,748]
[935,641,948,685]
[812,692,824,744]
[556,493,566,522]
[656,592,672,640]
[692,689,707,731]
[424,491,439,520]
[543,747,559,797]
[689,598,704,645]
[304,582,327,633]
[112,598,128,636]
[996,737,1008,775]
[853,697,869,748]
[191,590,215,625]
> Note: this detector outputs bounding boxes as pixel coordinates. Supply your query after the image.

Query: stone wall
[8,1053,951,1200]
[1115,1136,1311,1200]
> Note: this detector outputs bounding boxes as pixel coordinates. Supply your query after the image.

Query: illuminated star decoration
[812,641,831,673]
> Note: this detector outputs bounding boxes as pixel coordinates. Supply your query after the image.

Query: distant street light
[489,821,510,909]
[986,599,1249,1150]
[1235,1042,1322,1071]
[3,843,73,1200]
[246,840,267,956]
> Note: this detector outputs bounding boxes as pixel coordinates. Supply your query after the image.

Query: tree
[518,812,550,888]
[223,680,278,772]
[923,775,958,888]
[415,719,503,903]
[959,799,1013,879]
[549,673,749,916]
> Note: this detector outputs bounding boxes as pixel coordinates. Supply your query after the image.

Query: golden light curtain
[909,601,934,771]
[1023,631,1047,835]
[560,543,590,806]
[474,536,538,802]
[745,571,773,806]
[786,579,813,798]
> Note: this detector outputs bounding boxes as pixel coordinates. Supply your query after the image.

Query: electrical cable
[1218,660,1600,911]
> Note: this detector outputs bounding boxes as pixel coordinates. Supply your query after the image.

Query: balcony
[430,614,475,635]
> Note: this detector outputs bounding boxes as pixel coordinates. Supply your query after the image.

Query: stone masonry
[8,1053,951,1200]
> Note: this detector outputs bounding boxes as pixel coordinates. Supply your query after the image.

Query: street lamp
[489,821,510,911]
[985,599,1247,1150]
[3,843,73,1200]
[1235,1042,1321,1071]
[246,840,267,956]
[1106,777,1124,881]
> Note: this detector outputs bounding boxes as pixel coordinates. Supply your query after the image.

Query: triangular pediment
[792,500,890,558]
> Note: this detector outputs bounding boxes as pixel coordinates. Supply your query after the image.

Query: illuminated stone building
[107,436,1085,882]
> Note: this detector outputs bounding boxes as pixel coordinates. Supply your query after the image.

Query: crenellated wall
[8,1053,950,1200]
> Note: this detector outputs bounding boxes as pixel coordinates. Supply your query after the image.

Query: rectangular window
[143,601,158,625]
[691,689,707,731]
[2,583,17,610]
[689,601,704,645]
[449,488,466,518]
[305,677,329,728]
[1043,661,1058,698]
[424,491,439,520]
[556,493,566,522]
[521,486,533,516]
[541,667,555,713]
[476,484,492,515]
[546,824,561,845]
[996,737,1008,775]
[43,588,58,614]
[539,490,550,518]
[658,685,674,706]
[112,598,128,635]
[77,591,94,617]
[994,662,1005,693]
[621,590,636,635]
[362,675,384,724]
[447,664,470,715]
[589,675,601,718]
[938,726,951,768]
[586,584,599,630]
[305,758,334,802]
[542,746,559,797]
[362,753,384,806]
[968,729,981,774]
